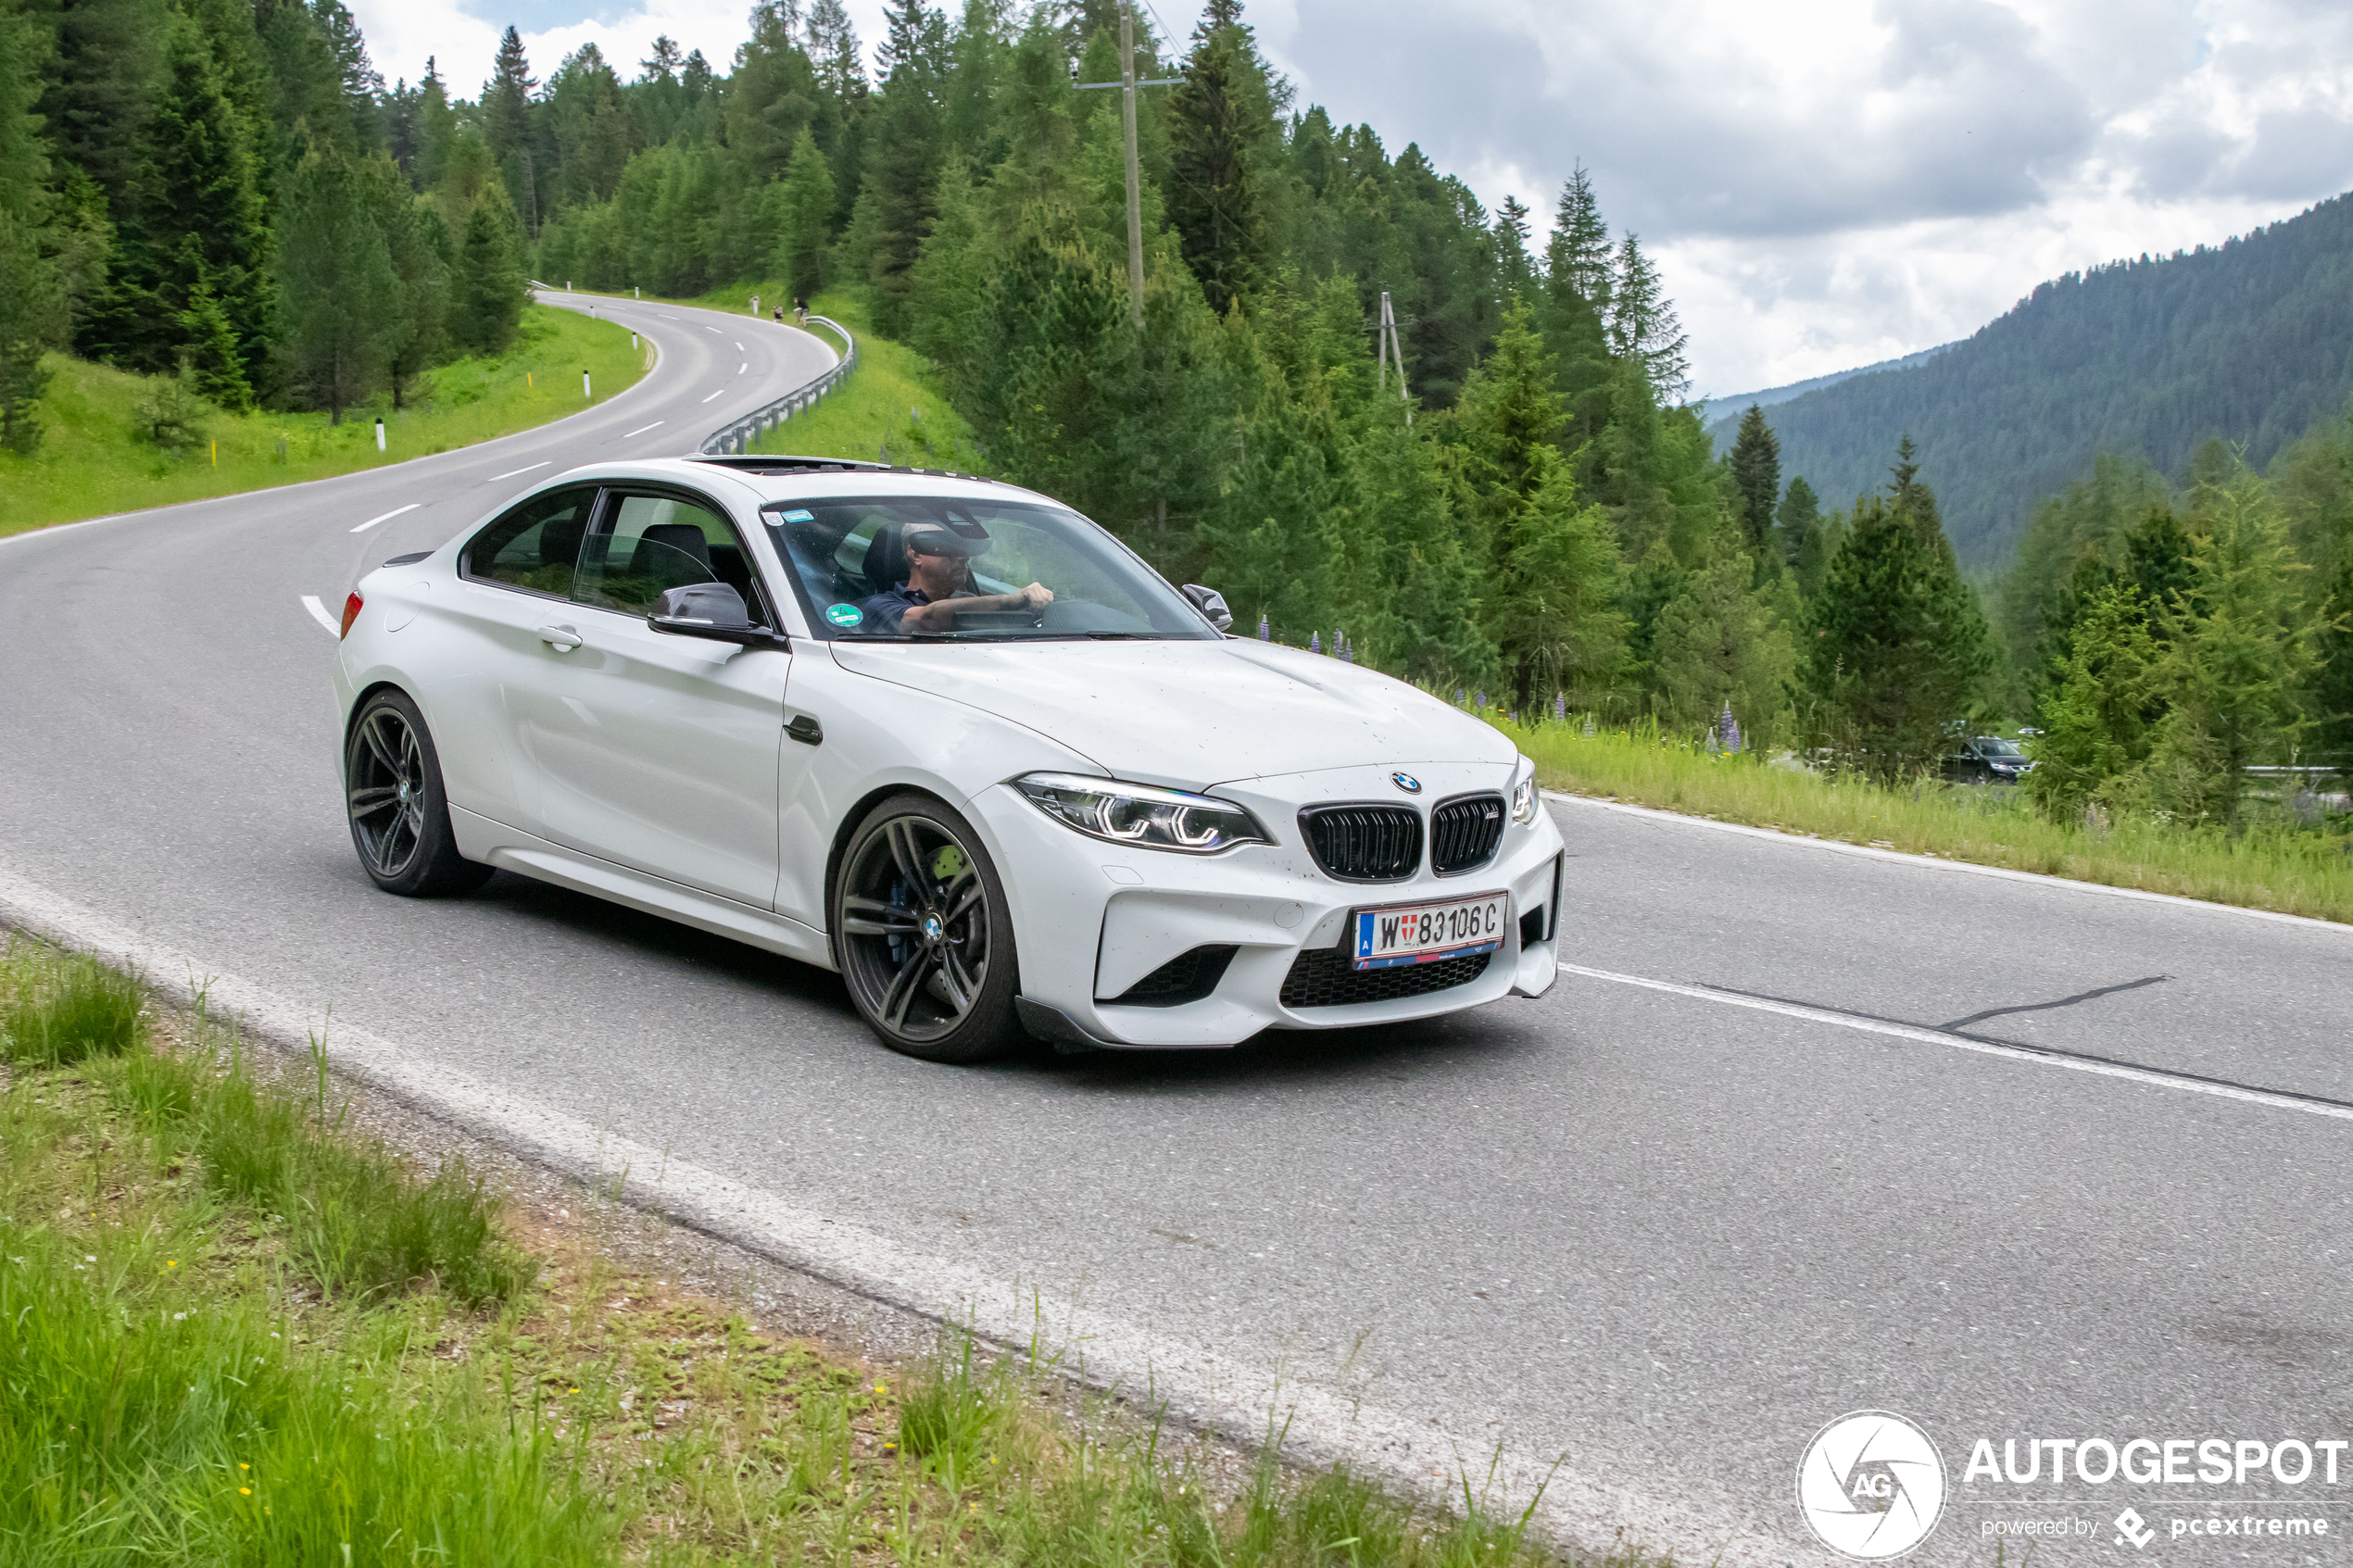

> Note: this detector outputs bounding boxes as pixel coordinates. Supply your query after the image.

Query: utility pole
[1377,291,1410,421]
[1076,6,1178,332]
[1119,2,1145,331]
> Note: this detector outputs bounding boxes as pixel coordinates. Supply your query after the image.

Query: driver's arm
[899,582,1053,630]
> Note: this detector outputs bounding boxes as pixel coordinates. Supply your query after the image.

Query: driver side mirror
[1181,583,1233,632]
[647,583,786,647]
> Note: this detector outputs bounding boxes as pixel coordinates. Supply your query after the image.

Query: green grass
[1501,714,2353,924]
[0,305,652,537]
[0,934,1656,1568]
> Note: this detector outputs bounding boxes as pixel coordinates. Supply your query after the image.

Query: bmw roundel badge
[1392,771,1422,794]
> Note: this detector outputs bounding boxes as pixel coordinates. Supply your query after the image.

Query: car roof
[550,454,1051,508]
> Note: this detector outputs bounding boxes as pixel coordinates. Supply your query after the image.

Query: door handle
[537,623,584,652]
[786,714,823,746]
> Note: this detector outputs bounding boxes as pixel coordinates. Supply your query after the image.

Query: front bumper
[965,761,1565,1048]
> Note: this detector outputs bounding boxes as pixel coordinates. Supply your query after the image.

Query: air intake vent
[1430,793,1505,875]
[1279,947,1492,1009]
[1101,945,1237,1008]
[1299,804,1422,882]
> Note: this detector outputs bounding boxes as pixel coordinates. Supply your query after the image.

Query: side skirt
[449,806,836,970]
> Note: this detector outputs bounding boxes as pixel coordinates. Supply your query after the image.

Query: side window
[460,487,598,597]
[574,491,768,621]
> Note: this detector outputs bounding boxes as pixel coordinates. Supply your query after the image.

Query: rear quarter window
[461,487,599,597]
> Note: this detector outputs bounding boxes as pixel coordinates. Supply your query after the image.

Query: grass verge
[597,279,988,473]
[0,934,1644,1568]
[1503,714,2353,925]
[0,305,651,538]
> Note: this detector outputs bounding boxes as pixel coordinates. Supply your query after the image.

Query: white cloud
[347,0,2353,395]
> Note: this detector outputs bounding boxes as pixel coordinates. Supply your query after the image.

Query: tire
[344,689,492,897]
[830,793,1021,1063]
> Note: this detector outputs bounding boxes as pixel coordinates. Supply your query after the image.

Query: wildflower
[239,1464,249,1471]
[239,1487,251,1496]
[873,1382,887,1395]
[166,1261,178,1268]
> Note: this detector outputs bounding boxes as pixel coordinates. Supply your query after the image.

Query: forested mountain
[1702,341,1951,422]
[1752,194,2353,571]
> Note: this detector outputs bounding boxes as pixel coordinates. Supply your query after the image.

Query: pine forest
[3,0,2349,822]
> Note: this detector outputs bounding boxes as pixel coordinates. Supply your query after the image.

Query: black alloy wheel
[832,795,1020,1063]
[345,690,492,897]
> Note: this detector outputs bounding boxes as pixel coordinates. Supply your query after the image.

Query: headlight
[1511,759,1539,825]
[1014,772,1270,854]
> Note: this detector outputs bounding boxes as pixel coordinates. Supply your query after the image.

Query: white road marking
[623,420,665,438]
[735,341,745,350]
[299,595,339,636]
[737,362,747,374]
[489,462,550,481]
[704,325,723,333]
[349,502,419,534]
[1543,791,2353,935]
[699,389,724,403]
[1556,960,2353,1124]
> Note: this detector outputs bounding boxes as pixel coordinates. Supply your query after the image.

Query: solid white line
[623,420,665,438]
[1543,791,2353,936]
[699,389,724,403]
[489,462,550,481]
[298,595,339,636]
[1555,961,2353,1124]
[348,502,419,534]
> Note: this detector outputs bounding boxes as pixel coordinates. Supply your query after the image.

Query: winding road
[4,293,2350,1566]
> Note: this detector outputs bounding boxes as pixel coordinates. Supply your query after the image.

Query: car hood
[827,638,1514,789]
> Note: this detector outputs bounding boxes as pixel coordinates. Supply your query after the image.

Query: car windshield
[1978,737,2024,757]
[762,495,1218,642]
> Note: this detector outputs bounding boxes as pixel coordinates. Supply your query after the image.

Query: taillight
[340,592,364,639]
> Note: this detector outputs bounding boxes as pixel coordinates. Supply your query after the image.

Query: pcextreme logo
[1797,1410,1948,1560]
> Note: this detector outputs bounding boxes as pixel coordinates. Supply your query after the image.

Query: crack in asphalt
[1696,978,2353,1116]
[1938,973,2170,1031]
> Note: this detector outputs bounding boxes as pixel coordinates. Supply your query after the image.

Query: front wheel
[345,689,492,897]
[831,795,1021,1063]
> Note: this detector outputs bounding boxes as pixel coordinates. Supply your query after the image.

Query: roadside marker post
[374,419,385,453]
[583,372,591,400]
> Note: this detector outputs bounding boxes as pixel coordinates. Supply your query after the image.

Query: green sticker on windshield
[824,603,863,627]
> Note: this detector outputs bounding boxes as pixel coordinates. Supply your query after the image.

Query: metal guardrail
[700,316,857,455]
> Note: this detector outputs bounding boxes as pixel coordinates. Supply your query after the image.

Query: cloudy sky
[347,0,2353,397]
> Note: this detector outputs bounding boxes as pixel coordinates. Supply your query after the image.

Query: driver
[859,521,1052,633]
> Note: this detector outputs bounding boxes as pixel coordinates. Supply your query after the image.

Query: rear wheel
[345,690,491,897]
[831,795,1020,1063]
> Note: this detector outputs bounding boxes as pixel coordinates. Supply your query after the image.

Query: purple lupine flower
[1553,694,1566,722]
[1257,613,1270,641]
[1310,631,1322,654]
[1718,703,1741,754]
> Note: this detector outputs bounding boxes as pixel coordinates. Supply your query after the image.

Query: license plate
[1352,893,1509,971]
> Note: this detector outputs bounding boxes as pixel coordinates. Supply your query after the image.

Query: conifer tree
[805,0,866,100]
[777,127,837,297]
[1492,194,1533,299]
[2309,553,2353,789]
[175,278,249,409]
[1606,232,1688,401]
[1778,475,1827,588]
[2137,463,2311,826]
[1727,404,1780,558]
[0,9,59,450]
[277,141,393,422]
[484,28,540,237]
[1801,445,1993,779]
[1651,531,1793,738]
[1540,162,1616,445]
[451,182,526,355]
[1166,0,1277,314]
[2025,584,2159,821]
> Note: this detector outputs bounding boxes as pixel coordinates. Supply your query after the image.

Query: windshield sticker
[824,603,863,628]
[780,508,815,522]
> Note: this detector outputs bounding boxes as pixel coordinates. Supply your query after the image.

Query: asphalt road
[3,295,2350,1565]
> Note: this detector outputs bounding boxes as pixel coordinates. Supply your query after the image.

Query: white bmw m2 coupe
[333,456,1564,1061]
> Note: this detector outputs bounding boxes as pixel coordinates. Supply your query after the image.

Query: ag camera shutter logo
[1796,1411,1947,1559]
